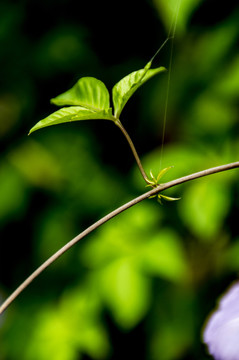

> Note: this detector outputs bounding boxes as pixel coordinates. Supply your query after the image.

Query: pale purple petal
[203,281,239,360]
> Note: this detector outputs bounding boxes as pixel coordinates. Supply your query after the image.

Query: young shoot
[29,45,171,192]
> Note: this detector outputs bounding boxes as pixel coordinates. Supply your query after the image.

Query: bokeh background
[0,0,239,359]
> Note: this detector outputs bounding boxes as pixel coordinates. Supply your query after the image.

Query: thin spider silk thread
[159,0,182,170]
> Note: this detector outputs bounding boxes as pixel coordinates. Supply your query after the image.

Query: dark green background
[0,0,239,359]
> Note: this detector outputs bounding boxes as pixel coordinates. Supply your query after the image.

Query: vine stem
[0,161,239,315]
[115,119,151,183]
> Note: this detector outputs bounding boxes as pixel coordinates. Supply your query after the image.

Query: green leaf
[153,0,205,35]
[179,180,231,241]
[29,106,113,134]
[112,63,166,118]
[98,259,151,329]
[139,230,189,283]
[51,77,111,112]
[156,166,174,183]
[159,194,181,202]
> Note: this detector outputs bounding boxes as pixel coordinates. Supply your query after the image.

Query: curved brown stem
[0,161,239,315]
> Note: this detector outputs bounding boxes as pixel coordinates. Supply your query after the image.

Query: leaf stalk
[114,119,151,184]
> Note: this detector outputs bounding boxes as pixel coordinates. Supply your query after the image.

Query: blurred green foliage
[0,0,239,360]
